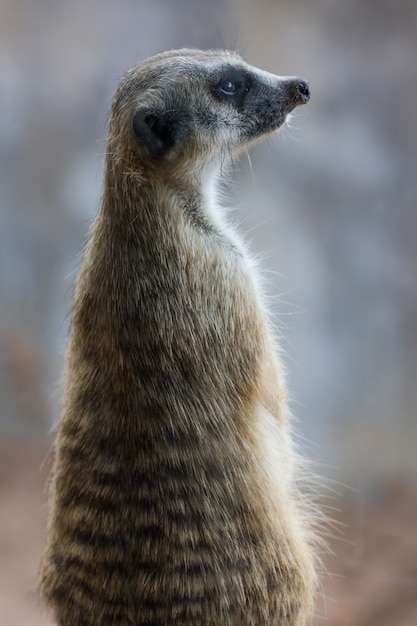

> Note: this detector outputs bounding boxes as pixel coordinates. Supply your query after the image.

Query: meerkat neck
[103,157,230,242]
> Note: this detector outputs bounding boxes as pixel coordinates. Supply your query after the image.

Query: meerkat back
[41,49,317,625]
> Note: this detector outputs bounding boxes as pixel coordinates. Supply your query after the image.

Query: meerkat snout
[296,79,311,102]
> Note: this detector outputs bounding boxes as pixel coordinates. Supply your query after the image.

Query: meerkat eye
[213,71,251,105]
[218,78,238,94]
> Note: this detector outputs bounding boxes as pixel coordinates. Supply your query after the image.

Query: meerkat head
[108,49,310,182]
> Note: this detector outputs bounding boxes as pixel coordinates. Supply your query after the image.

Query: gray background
[2,0,416,479]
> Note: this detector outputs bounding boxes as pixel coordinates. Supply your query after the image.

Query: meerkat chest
[121,221,266,400]
[170,234,265,392]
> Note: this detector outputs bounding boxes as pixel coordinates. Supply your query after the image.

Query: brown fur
[41,49,317,625]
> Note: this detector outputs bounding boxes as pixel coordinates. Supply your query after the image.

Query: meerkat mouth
[284,113,293,127]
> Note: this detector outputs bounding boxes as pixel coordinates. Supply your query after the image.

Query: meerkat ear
[132,108,179,160]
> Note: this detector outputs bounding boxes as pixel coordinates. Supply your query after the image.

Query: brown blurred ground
[1,439,416,626]
[0,440,51,626]
[317,482,417,625]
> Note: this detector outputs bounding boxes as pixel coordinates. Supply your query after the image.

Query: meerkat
[40,49,317,625]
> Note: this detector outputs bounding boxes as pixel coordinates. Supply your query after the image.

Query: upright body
[41,49,317,625]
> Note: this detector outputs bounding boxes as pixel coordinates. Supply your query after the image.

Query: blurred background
[1,0,416,624]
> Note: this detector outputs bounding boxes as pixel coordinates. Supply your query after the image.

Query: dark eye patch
[213,70,252,107]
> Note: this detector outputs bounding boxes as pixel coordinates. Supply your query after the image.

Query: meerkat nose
[296,79,310,103]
